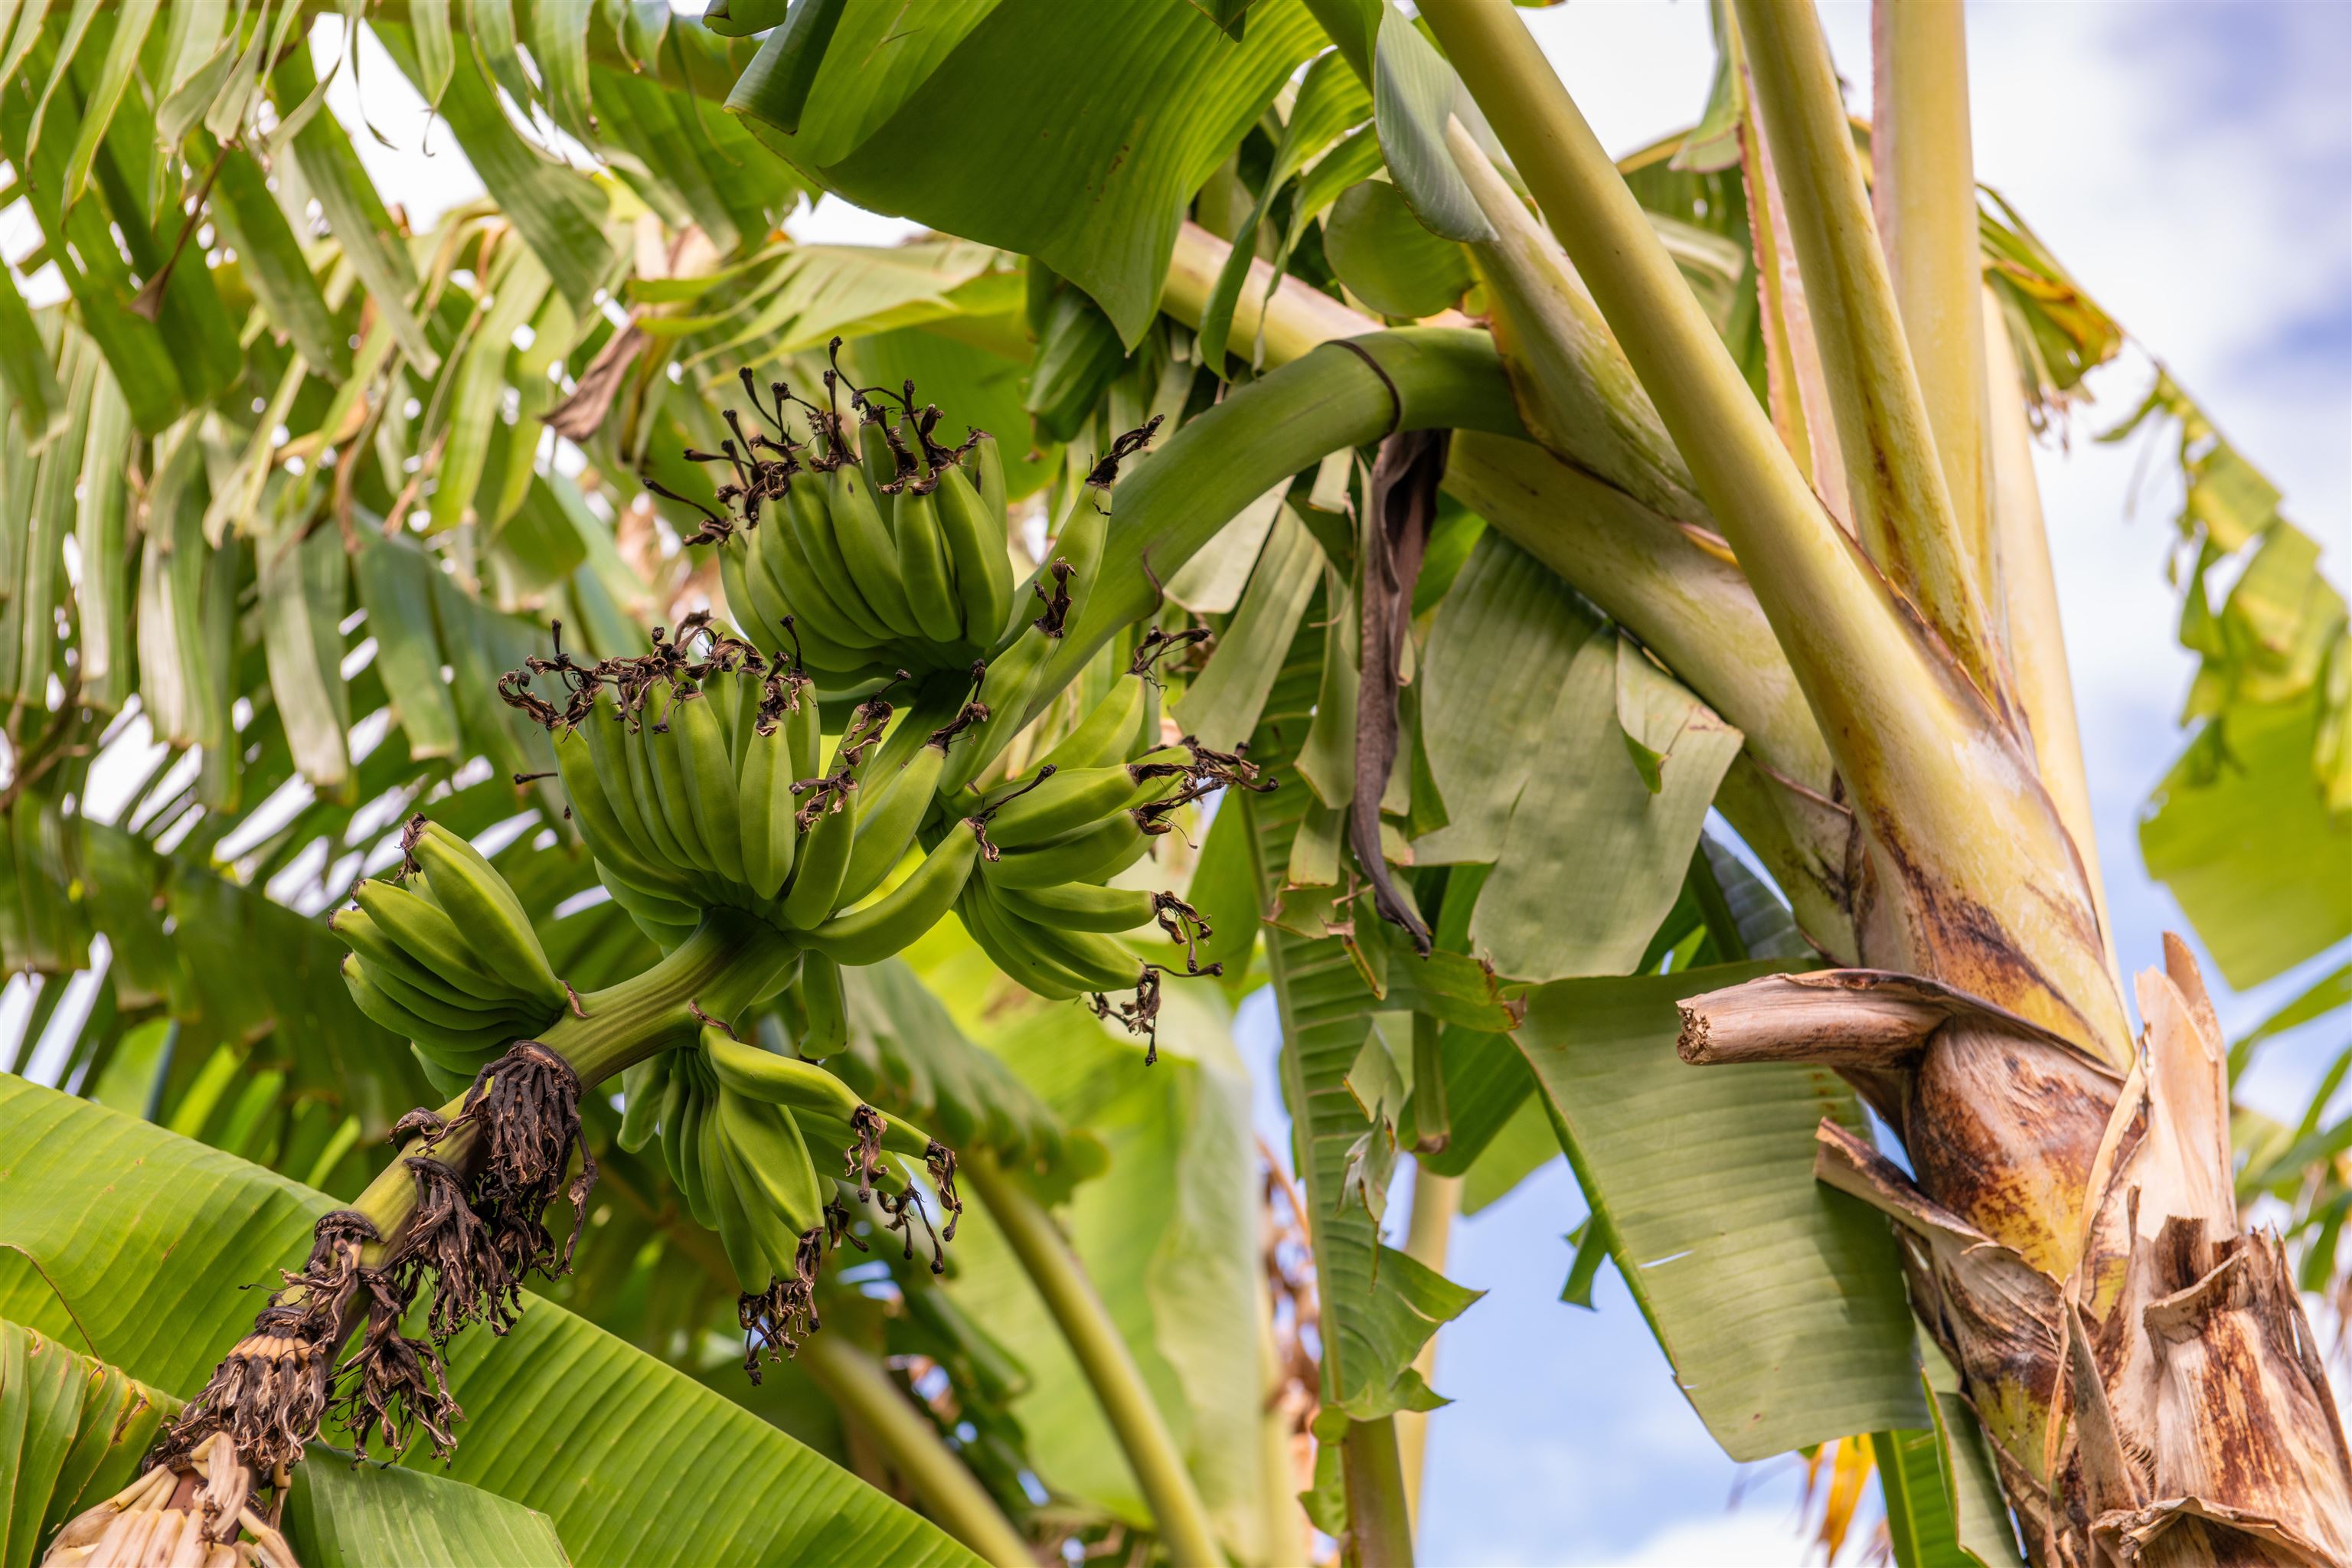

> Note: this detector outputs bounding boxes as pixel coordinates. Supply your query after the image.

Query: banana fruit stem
[966,1158,1227,1567]
[348,910,799,1251]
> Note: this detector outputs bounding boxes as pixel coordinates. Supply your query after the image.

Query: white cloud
[1617,1509,1811,1568]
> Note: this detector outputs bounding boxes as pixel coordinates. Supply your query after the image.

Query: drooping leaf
[353,533,464,760]
[1513,967,1928,1459]
[1321,178,1475,318]
[377,27,615,312]
[729,0,1321,345]
[1368,2,1493,243]
[1467,635,1743,982]
[1413,528,1602,864]
[2141,699,2352,988]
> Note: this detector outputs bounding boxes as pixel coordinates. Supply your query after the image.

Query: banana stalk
[1419,2,2352,1557]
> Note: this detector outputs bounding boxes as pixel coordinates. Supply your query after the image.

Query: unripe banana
[858,410,906,498]
[981,763,1150,848]
[597,864,701,951]
[779,782,857,929]
[737,719,799,903]
[974,432,1008,528]
[704,1094,767,1292]
[837,731,952,908]
[350,880,508,1001]
[799,822,981,966]
[557,724,697,903]
[640,685,717,877]
[342,958,531,1056]
[716,1079,826,1235]
[705,1033,864,1120]
[581,696,669,867]
[786,476,890,643]
[957,880,1090,1001]
[675,683,747,887]
[620,1050,672,1153]
[1005,910,1148,994]
[934,460,1014,648]
[1034,674,1147,774]
[1047,488,1110,634]
[798,951,849,1057]
[698,0,790,38]
[893,482,965,647]
[328,906,484,1011]
[670,1056,717,1228]
[759,532,887,677]
[406,822,569,1011]
[714,1090,814,1281]
[981,808,1156,889]
[938,626,1053,797]
[825,461,920,639]
[993,880,1158,933]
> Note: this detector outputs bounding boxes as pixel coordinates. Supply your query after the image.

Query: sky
[4,3,2347,1564]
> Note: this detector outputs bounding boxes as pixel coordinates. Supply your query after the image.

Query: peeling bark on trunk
[1682,937,2352,1566]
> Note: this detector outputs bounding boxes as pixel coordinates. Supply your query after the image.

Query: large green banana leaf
[0,1076,982,1568]
[0,1317,573,1568]
[726,0,1323,343]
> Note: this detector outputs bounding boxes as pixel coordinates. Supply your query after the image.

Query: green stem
[349,909,798,1247]
[1416,0,2129,1058]
[1340,1416,1414,1568]
[796,1335,1037,1568]
[1041,328,1523,722]
[1734,0,2002,704]
[966,1158,1227,1567]
[1395,1164,1458,1532]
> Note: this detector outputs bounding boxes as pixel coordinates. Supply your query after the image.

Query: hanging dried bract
[924,1140,964,1243]
[844,1103,889,1201]
[738,1226,832,1383]
[329,1266,462,1465]
[397,1157,522,1342]
[42,1432,300,1568]
[447,1042,598,1282]
[152,1210,379,1476]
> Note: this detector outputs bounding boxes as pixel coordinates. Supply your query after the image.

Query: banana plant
[3,1,2347,1566]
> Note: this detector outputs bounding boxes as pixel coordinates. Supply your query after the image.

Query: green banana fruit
[675,682,747,887]
[981,808,1157,889]
[993,880,1159,933]
[893,482,965,646]
[407,822,564,1006]
[1034,674,1148,774]
[939,625,1053,796]
[620,1051,672,1153]
[837,729,952,908]
[825,461,920,639]
[641,685,717,876]
[933,459,1014,648]
[799,822,981,966]
[797,951,849,1057]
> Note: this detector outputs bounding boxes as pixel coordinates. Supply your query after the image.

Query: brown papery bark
[1686,938,2352,1566]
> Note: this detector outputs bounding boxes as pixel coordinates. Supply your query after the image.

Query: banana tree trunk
[1412,3,2352,1560]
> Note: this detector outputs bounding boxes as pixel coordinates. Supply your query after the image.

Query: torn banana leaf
[1514,965,1927,1459]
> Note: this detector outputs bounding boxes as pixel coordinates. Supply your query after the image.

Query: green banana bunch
[330,817,572,1093]
[623,1028,962,1358]
[684,355,1020,684]
[946,657,1260,1053]
[501,614,986,966]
